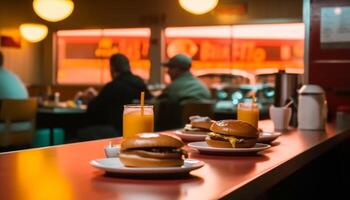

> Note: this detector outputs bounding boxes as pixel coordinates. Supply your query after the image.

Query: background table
[36,107,87,145]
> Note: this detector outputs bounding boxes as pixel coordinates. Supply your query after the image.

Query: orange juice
[237,102,259,128]
[123,105,154,138]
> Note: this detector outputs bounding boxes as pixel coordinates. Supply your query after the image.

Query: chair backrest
[154,100,183,131]
[0,98,37,121]
[0,98,37,148]
[181,100,215,125]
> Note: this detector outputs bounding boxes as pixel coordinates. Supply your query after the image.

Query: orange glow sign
[165,23,305,76]
[56,28,150,84]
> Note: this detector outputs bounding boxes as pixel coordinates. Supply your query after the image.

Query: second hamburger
[206,120,259,148]
[183,116,215,135]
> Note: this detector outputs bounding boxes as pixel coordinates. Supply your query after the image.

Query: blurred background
[1,0,349,151]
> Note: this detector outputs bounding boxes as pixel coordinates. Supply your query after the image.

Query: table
[36,107,87,145]
[37,108,86,114]
[0,121,349,200]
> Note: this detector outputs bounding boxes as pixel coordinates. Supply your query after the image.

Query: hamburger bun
[210,120,258,138]
[191,120,214,130]
[123,149,182,159]
[183,124,209,135]
[121,133,184,151]
[189,116,214,130]
[206,137,258,148]
[120,153,184,167]
[120,133,186,167]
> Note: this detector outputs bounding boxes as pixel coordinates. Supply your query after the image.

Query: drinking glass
[237,102,259,128]
[123,105,154,138]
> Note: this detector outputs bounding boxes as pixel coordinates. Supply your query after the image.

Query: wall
[0,29,42,85]
[0,0,43,85]
[306,0,350,117]
[0,0,303,85]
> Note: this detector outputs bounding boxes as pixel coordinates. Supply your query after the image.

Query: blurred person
[0,51,30,151]
[157,54,211,104]
[155,54,211,130]
[79,53,151,140]
[0,51,28,99]
[74,87,98,105]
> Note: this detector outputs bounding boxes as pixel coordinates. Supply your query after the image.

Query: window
[56,28,151,84]
[164,23,304,86]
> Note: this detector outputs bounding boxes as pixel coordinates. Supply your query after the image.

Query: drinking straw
[252,93,256,108]
[284,100,294,108]
[140,91,145,116]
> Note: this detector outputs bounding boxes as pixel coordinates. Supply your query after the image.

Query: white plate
[257,132,282,143]
[188,142,271,155]
[90,158,205,175]
[174,130,207,142]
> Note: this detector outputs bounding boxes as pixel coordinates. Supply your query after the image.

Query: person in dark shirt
[83,53,151,139]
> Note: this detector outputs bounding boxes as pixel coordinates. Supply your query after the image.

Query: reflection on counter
[16,151,74,200]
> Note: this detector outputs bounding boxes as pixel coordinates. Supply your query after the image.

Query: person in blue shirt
[0,51,30,148]
[0,51,28,99]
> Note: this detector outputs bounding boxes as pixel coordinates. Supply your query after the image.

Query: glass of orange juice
[237,102,259,128]
[123,104,154,138]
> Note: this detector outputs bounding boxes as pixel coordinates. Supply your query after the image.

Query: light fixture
[19,23,48,43]
[33,0,74,22]
[179,0,219,15]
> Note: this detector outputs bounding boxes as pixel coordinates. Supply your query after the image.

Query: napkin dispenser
[297,85,327,130]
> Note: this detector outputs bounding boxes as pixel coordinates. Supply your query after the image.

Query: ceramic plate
[188,142,271,155]
[257,132,282,143]
[90,158,204,174]
[174,130,208,142]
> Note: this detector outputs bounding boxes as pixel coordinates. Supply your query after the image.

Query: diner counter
[0,120,349,200]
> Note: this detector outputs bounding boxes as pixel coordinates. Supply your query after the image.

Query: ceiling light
[33,0,74,22]
[179,0,219,15]
[19,23,48,43]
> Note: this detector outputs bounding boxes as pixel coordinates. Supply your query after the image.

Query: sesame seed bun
[119,153,184,167]
[191,120,214,130]
[205,136,258,148]
[209,120,259,138]
[120,133,185,167]
[121,133,184,151]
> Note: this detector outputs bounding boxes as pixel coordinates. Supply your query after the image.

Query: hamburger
[120,133,188,167]
[206,120,259,148]
[183,116,215,135]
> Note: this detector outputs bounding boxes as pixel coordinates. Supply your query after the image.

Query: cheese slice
[208,132,238,148]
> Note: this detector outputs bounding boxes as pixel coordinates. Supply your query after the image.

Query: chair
[154,100,183,131]
[0,98,37,148]
[154,100,216,131]
[181,100,215,126]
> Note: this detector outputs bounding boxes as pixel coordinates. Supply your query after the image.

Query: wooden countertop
[0,121,349,200]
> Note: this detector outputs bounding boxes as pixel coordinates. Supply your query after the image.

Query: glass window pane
[165,26,232,85]
[56,28,151,84]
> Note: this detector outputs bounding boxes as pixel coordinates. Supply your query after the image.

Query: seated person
[0,51,30,149]
[80,53,151,139]
[0,51,28,100]
[155,54,211,130]
[157,54,211,104]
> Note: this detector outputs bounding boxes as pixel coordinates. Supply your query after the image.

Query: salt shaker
[336,106,350,131]
[54,92,60,105]
[104,141,120,158]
